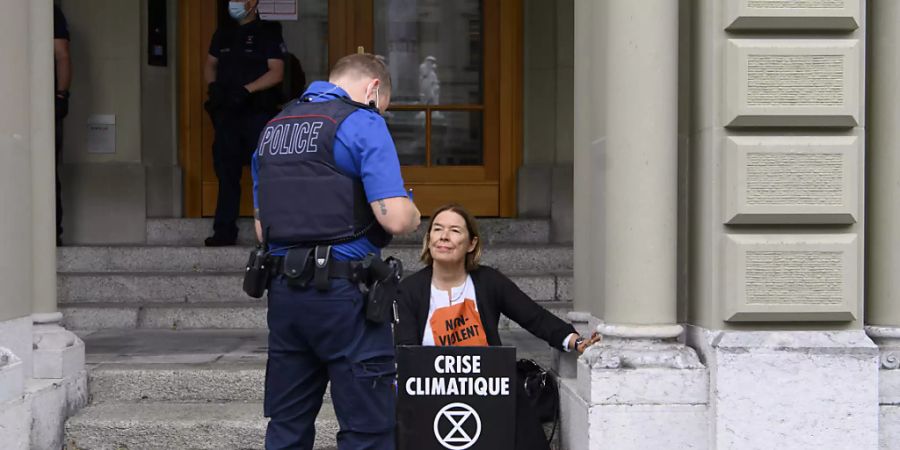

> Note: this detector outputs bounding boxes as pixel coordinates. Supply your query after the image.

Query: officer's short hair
[330,53,392,92]
[420,204,482,272]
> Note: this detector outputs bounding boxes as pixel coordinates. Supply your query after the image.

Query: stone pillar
[572,0,604,319]
[0,2,86,448]
[867,1,900,446]
[683,1,878,448]
[28,3,87,441]
[560,3,706,449]
[0,2,38,447]
[603,0,678,328]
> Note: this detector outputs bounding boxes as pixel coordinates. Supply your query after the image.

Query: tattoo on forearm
[378,200,387,216]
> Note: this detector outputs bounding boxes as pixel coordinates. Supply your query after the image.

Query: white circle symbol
[433,402,482,450]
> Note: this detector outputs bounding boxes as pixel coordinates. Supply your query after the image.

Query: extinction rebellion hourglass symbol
[433,402,483,450]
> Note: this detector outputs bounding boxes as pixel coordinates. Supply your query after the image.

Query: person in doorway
[54,4,71,246]
[203,0,285,246]
[395,203,601,450]
[252,53,421,449]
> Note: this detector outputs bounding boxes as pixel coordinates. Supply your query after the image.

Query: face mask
[229,1,250,20]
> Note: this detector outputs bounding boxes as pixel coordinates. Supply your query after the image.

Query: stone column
[0,1,38,446]
[560,3,705,449]
[29,2,87,448]
[28,0,86,421]
[867,0,900,329]
[867,0,900,444]
[602,0,678,329]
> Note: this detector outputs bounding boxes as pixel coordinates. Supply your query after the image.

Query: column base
[32,314,88,413]
[32,321,85,380]
[0,316,88,449]
[689,326,878,450]
[559,317,707,450]
[866,326,900,447]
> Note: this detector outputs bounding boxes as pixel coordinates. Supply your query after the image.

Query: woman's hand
[569,331,602,354]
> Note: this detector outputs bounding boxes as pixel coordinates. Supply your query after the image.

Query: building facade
[1,0,899,448]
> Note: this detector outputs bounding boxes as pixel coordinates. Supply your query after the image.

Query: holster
[361,256,403,324]
[242,246,269,299]
[281,247,315,288]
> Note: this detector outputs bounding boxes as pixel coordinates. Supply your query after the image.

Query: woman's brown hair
[420,204,483,272]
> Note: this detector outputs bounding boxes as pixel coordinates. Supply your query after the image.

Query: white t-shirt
[422,275,477,346]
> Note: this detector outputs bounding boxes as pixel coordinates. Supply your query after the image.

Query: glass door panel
[373,0,485,170]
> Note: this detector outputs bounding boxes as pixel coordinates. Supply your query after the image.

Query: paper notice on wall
[87,114,116,154]
[259,0,298,21]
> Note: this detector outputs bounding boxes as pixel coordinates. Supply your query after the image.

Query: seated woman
[395,203,600,450]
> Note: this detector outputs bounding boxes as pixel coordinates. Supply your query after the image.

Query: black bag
[516,359,560,441]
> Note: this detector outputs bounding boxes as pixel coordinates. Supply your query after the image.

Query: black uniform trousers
[265,276,397,450]
[211,109,274,241]
[55,118,63,243]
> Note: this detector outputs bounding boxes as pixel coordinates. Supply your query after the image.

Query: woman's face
[428,210,477,267]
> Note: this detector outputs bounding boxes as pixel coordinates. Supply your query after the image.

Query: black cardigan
[396,265,576,352]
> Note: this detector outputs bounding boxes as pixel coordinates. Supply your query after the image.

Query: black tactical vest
[256,98,391,247]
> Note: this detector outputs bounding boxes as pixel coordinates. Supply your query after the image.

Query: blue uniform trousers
[265,277,396,450]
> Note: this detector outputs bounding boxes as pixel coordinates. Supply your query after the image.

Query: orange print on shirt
[429,299,488,347]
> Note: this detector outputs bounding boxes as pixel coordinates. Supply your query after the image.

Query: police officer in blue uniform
[252,53,421,449]
[204,0,286,246]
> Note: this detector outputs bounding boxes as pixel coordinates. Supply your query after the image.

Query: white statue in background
[419,55,442,119]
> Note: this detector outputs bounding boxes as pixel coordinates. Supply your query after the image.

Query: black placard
[397,346,516,450]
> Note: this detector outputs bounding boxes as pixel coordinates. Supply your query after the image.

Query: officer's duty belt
[269,255,360,280]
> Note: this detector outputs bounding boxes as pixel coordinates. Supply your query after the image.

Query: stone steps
[58,271,572,304]
[61,300,574,330]
[61,218,570,448]
[147,217,551,246]
[66,328,557,450]
[87,362,267,403]
[64,401,339,449]
[58,243,572,274]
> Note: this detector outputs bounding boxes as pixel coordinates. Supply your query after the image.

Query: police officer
[54,4,71,246]
[204,0,285,246]
[252,53,421,449]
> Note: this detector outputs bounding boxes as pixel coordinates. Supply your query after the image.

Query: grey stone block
[58,273,252,303]
[499,302,574,333]
[59,245,572,275]
[551,165,574,243]
[65,401,339,449]
[61,306,138,330]
[146,218,552,246]
[517,165,554,217]
[147,218,258,246]
[138,303,268,330]
[557,274,573,301]
[89,363,265,403]
[60,163,147,245]
[60,272,567,305]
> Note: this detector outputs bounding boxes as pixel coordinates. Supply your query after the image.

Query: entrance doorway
[178,0,522,218]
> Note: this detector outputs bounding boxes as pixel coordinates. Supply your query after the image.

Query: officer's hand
[227,86,251,109]
[205,82,225,119]
[55,91,69,120]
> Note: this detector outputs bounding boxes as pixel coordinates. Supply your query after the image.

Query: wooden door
[180,0,522,218]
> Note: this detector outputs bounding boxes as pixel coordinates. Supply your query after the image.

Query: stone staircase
[61,218,572,449]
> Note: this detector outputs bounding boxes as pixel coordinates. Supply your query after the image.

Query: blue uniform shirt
[252,81,407,260]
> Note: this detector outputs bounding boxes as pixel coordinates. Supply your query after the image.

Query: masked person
[252,53,421,449]
[395,204,601,450]
[203,0,285,246]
